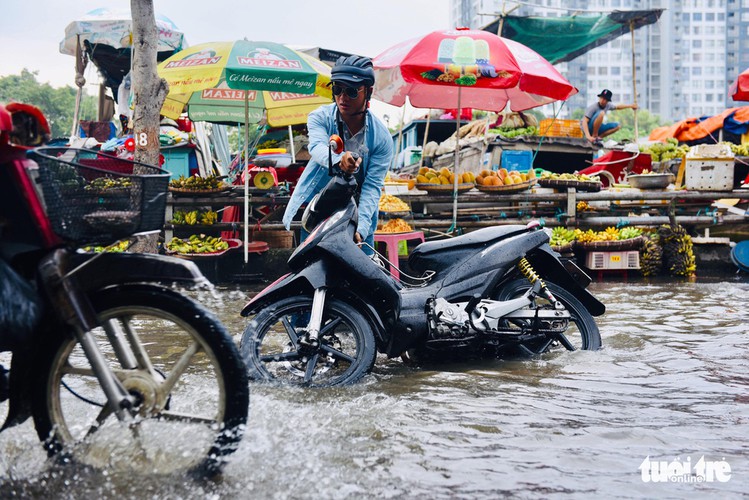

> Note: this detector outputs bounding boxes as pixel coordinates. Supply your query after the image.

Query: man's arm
[615,103,638,111]
[307,108,343,168]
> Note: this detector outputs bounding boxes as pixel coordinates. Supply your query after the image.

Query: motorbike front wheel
[32,285,249,477]
[494,279,602,352]
[240,296,376,387]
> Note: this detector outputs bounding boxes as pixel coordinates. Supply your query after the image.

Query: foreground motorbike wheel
[495,279,602,352]
[32,285,249,477]
[240,296,376,387]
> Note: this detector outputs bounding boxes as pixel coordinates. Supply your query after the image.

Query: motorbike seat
[411,225,527,257]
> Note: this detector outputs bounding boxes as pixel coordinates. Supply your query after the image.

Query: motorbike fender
[71,253,210,292]
[438,231,548,299]
[239,264,388,346]
[240,260,337,317]
[527,245,606,316]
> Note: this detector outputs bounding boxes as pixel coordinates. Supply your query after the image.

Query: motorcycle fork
[299,287,327,347]
[38,249,135,419]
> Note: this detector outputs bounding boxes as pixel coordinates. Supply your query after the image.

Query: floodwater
[2,277,749,499]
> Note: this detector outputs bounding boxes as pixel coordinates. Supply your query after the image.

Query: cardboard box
[585,250,640,270]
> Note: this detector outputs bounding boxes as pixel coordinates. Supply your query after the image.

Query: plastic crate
[30,147,170,246]
[539,118,584,138]
[500,150,533,171]
[585,250,640,270]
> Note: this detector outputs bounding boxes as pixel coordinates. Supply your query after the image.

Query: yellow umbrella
[158,40,332,262]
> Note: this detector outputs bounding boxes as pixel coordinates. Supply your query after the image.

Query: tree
[130,0,168,167]
[0,69,96,138]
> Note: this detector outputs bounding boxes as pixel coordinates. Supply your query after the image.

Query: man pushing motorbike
[282,55,393,254]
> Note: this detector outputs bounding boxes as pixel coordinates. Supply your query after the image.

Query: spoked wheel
[240,296,376,387]
[495,279,602,352]
[32,285,249,477]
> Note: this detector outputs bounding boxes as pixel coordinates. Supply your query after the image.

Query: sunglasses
[332,85,365,99]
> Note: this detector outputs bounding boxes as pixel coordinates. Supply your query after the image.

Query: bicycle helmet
[331,55,375,88]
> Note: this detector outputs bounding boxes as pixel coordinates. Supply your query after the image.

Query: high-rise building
[450,0,748,122]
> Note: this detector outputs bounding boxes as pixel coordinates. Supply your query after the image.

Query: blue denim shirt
[282,103,393,241]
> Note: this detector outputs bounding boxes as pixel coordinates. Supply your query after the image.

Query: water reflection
[2,279,748,498]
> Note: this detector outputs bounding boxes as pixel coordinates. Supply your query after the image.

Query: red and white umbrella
[730,67,749,101]
[373,28,576,227]
[373,28,576,112]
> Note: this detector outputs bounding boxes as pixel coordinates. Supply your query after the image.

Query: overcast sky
[0,0,452,123]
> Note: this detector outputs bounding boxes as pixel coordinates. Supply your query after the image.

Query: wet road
[2,277,748,499]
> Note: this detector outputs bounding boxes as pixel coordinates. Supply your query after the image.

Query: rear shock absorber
[517,257,564,309]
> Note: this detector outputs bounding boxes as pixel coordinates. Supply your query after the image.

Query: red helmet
[2,102,51,148]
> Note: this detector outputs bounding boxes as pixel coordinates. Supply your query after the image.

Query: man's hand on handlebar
[354,232,363,245]
[339,152,362,174]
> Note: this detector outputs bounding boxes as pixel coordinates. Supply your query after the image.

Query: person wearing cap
[580,89,638,146]
[282,55,393,255]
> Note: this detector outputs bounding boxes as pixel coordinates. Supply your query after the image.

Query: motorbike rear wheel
[32,285,249,477]
[240,296,376,387]
[494,279,602,352]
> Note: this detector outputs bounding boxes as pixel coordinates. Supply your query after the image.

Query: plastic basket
[29,147,171,246]
[539,119,584,138]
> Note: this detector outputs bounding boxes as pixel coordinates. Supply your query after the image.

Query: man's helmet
[331,55,375,88]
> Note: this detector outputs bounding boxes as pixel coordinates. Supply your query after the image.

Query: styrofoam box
[685,159,734,191]
[585,250,640,270]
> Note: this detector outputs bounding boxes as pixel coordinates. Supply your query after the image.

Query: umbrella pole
[71,35,85,138]
[392,105,407,170]
[419,111,431,170]
[244,93,250,264]
[288,125,296,163]
[451,86,462,234]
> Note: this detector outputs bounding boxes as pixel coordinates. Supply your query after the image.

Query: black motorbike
[0,105,248,477]
[239,135,604,387]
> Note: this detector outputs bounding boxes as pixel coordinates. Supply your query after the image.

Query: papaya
[476,174,485,185]
[439,167,451,178]
[480,169,492,178]
[416,174,429,184]
[418,167,429,175]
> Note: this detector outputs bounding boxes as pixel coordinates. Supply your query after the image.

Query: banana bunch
[82,239,130,253]
[550,227,576,247]
[171,210,218,225]
[169,175,225,190]
[200,210,218,225]
[618,227,643,240]
[639,138,690,162]
[729,143,749,157]
[576,201,593,212]
[85,177,133,191]
[639,234,663,277]
[166,234,230,254]
[657,224,696,277]
[572,226,642,243]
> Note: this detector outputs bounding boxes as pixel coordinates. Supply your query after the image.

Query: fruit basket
[538,178,602,192]
[166,237,242,258]
[168,186,232,196]
[475,179,536,194]
[415,182,475,194]
[574,235,645,251]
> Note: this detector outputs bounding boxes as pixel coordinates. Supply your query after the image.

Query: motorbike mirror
[329,135,344,154]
